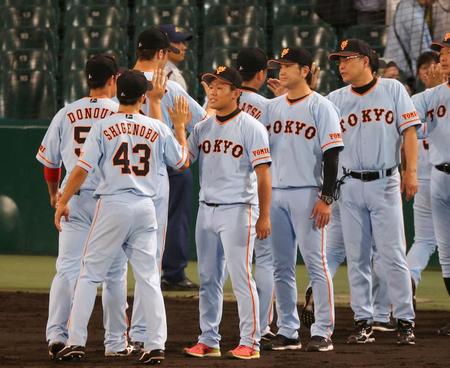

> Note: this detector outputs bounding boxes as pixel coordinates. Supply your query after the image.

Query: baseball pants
[271,187,334,340]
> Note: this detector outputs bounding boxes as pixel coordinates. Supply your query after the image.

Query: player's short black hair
[87,78,110,89]
[417,51,440,71]
[117,96,141,105]
[136,48,167,61]
[240,70,259,82]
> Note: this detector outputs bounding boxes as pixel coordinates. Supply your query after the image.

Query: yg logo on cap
[341,40,349,50]
[281,48,289,58]
[216,66,227,74]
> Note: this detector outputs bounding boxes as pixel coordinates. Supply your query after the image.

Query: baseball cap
[268,47,313,69]
[159,24,193,43]
[236,47,268,73]
[431,32,450,52]
[117,70,152,100]
[328,39,372,60]
[137,27,180,54]
[201,66,242,88]
[85,54,118,83]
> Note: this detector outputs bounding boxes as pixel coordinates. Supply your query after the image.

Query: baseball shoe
[161,277,198,291]
[305,336,334,352]
[412,278,417,312]
[48,341,65,360]
[300,286,315,329]
[183,343,221,358]
[226,345,260,360]
[131,341,144,354]
[105,344,133,357]
[372,320,397,332]
[262,334,302,351]
[55,345,86,361]
[138,349,165,365]
[261,330,276,342]
[346,320,375,344]
[438,322,450,336]
[397,320,415,345]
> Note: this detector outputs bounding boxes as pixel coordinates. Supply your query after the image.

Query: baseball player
[130,27,206,351]
[236,47,276,341]
[413,33,450,336]
[262,47,342,353]
[183,66,271,360]
[54,70,190,364]
[36,54,132,359]
[327,39,419,345]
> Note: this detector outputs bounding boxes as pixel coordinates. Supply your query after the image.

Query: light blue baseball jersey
[327,78,421,170]
[263,92,343,189]
[36,97,118,190]
[414,82,450,165]
[188,111,271,205]
[412,91,433,180]
[142,71,207,132]
[239,89,269,124]
[78,113,187,197]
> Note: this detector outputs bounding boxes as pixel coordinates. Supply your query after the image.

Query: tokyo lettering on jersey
[412,91,432,180]
[78,113,187,197]
[36,97,118,191]
[414,82,450,165]
[188,111,271,205]
[263,92,343,189]
[327,78,421,170]
[142,71,206,132]
[239,88,269,123]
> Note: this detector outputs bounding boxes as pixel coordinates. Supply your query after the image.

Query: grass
[0,255,448,311]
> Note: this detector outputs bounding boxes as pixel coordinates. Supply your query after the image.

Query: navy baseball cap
[329,39,372,60]
[202,66,242,88]
[137,27,180,54]
[85,54,118,83]
[117,70,152,100]
[431,32,450,52]
[268,47,313,69]
[237,47,268,73]
[159,24,193,43]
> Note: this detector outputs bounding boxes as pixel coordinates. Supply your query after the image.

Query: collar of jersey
[350,77,379,96]
[285,92,312,105]
[215,109,241,125]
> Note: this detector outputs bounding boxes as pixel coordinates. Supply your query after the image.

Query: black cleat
[161,277,198,291]
[262,334,302,351]
[132,341,145,354]
[397,320,416,345]
[305,336,334,352]
[372,320,397,332]
[139,349,165,365]
[55,345,86,361]
[301,286,315,329]
[48,342,65,360]
[438,322,450,336]
[346,320,375,344]
[105,344,133,356]
[261,330,276,342]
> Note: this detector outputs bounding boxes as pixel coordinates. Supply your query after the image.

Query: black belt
[343,167,396,182]
[435,164,450,174]
[204,202,220,207]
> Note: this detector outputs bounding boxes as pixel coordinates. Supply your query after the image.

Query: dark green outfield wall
[0,124,440,266]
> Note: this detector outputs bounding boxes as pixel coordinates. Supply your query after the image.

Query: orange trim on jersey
[245,205,258,349]
[175,147,187,167]
[215,111,242,125]
[320,227,335,335]
[399,118,420,129]
[37,151,57,166]
[321,140,343,150]
[78,158,93,169]
[285,92,313,106]
[350,78,379,96]
[252,155,271,164]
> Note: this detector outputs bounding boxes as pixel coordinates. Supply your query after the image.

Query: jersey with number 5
[78,113,187,197]
[36,97,118,190]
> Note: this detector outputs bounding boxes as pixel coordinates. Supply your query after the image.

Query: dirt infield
[1,291,449,367]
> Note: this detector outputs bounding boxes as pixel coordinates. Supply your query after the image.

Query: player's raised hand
[310,198,332,229]
[148,67,167,101]
[168,96,191,129]
[54,202,69,232]
[401,170,418,201]
[267,78,287,97]
[256,213,271,240]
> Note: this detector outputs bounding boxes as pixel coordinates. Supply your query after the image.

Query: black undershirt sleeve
[322,147,341,197]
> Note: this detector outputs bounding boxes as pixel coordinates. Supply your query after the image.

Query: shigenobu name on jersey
[103,122,160,142]
[198,139,244,158]
[339,109,418,132]
[240,102,262,120]
[267,120,316,139]
[67,108,115,124]
[426,105,447,121]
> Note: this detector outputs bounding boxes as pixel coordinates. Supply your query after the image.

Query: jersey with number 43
[78,113,187,197]
[36,97,118,190]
